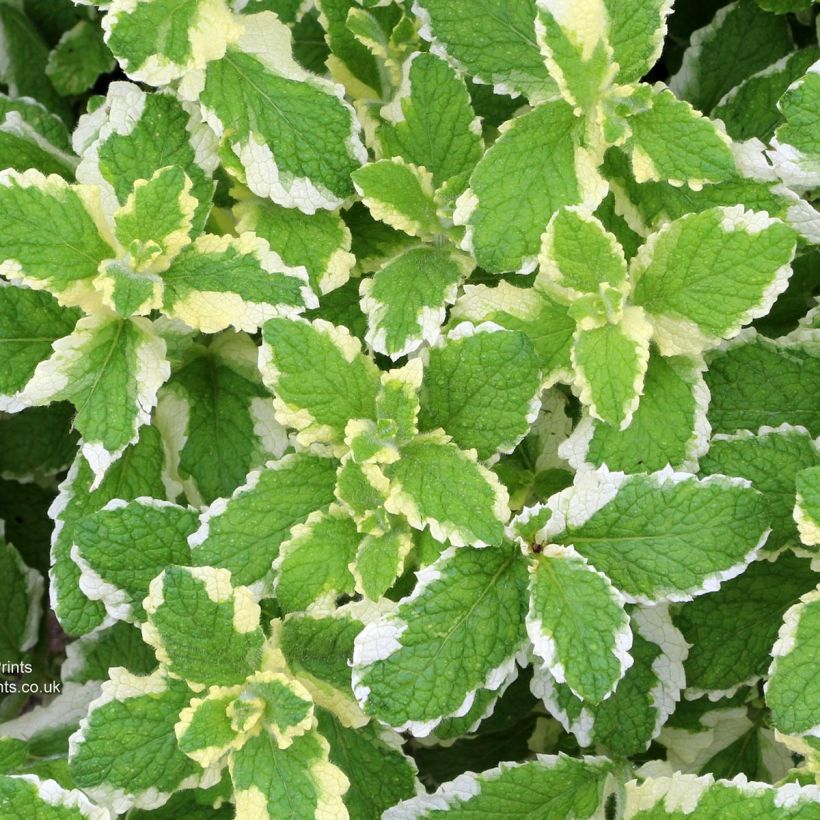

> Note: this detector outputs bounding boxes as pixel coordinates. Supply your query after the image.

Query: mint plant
[1,0,820,817]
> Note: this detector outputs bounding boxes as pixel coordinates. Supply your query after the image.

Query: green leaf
[0,774,109,819]
[0,170,113,310]
[75,82,216,233]
[0,93,76,177]
[378,52,483,192]
[20,314,169,482]
[362,246,470,360]
[0,539,43,663]
[273,506,359,612]
[142,566,265,688]
[260,317,380,452]
[188,453,337,591]
[457,100,606,274]
[419,324,542,460]
[353,159,441,240]
[229,730,348,820]
[161,233,315,334]
[193,12,365,212]
[317,709,418,820]
[570,311,653,429]
[352,543,528,734]
[384,754,614,819]
[534,605,688,756]
[669,0,794,114]
[539,467,770,603]
[700,425,820,553]
[235,199,354,296]
[0,285,79,411]
[384,431,511,547]
[765,584,820,737]
[62,621,158,685]
[451,282,576,385]
[770,62,820,190]
[50,424,172,637]
[795,466,820,548]
[712,47,820,142]
[69,669,206,813]
[103,0,241,85]
[705,331,820,436]
[157,332,286,506]
[631,207,796,356]
[0,405,78,480]
[72,499,199,623]
[675,552,817,698]
[46,20,115,97]
[561,349,710,473]
[526,545,632,704]
[0,6,69,121]
[626,85,736,187]
[624,772,820,818]
[414,0,557,101]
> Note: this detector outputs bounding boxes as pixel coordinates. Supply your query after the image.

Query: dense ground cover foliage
[0,0,819,816]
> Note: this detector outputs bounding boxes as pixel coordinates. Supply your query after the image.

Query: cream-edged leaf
[229,729,349,820]
[74,82,217,233]
[156,331,288,506]
[765,585,820,739]
[378,51,483,192]
[0,170,113,310]
[188,452,338,592]
[526,544,632,705]
[419,323,542,461]
[361,246,470,359]
[570,309,652,430]
[20,314,169,485]
[273,506,359,613]
[384,430,511,548]
[560,349,710,474]
[0,774,111,819]
[72,499,199,624]
[142,566,265,689]
[260,317,380,452]
[103,0,241,85]
[191,12,365,213]
[533,467,770,604]
[234,199,354,296]
[456,100,607,275]
[352,542,529,734]
[413,0,557,102]
[533,605,688,756]
[161,233,315,334]
[49,425,174,638]
[624,772,820,818]
[384,754,614,819]
[68,668,209,814]
[631,207,796,356]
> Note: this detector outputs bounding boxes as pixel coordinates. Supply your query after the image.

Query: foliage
[1,0,820,817]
